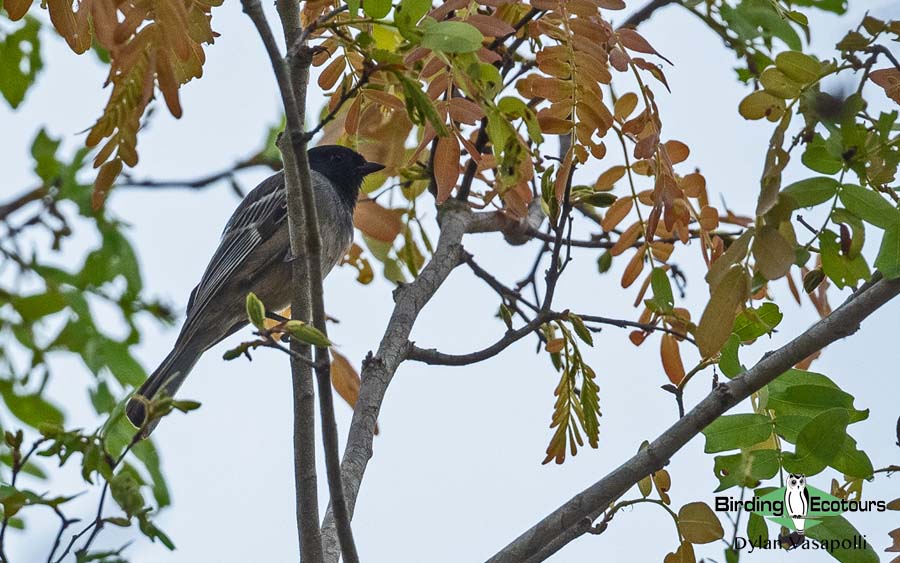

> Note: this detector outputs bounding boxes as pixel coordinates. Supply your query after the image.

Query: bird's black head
[308,145,384,208]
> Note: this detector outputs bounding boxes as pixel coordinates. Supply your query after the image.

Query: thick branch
[488,273,900,562]
[240,1,324,560]
[320,203,471,562]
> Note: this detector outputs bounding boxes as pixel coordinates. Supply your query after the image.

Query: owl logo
[784,473,810,533]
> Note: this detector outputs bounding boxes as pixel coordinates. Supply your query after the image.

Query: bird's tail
[126,345,200,437]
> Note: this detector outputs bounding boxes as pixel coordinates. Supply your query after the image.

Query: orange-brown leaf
[353,200,402,242]
[660,334,685,384]
[466,13,515,37]
[318,56,345,90]
[870,68,900,104]
[434,135,461,203]
[4,0,34,20]
[617,28,671,64]
[448,97,484,124]
[595,165,626,191]
[602,196,633,231]
[664,140,689,164]
[621,248,645,288]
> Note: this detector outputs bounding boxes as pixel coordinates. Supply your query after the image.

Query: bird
[125,145,384,436]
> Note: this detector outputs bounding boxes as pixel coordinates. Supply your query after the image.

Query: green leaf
[801,134,842,174]
[30,128,61,181]
[13,291,67,320]
[828,435,873,479]
[780,176,839,209]
[773,414,810,443]
[646,268,674,313]
[782,408,849,475]
[766,383,868,423]
[760,67,801,99]
[839,184,900,230]
[875,224,900,279]
[284,320,331,348]
[819,230,870,289]
[805,516,879,563]
[422,21,484,54]
[568,314,593,346]
[775,50,820,84]
[703,414,773,453]
[395,0,429,36]
[0,16,42,108]
[362,0,391,19]
[718,334,745,378]
[715,450,780,491]
[732,303,783,341]
[245,292,266,330]
[746,512,768,544]
[132,439,171,508]
[0,381,64,429]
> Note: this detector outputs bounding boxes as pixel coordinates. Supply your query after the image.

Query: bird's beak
[357,161,386,176]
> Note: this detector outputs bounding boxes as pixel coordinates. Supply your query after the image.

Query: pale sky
[2,1,899,562]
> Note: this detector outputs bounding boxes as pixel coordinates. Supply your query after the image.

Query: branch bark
[488,273,900,562]
[320,202,472,562]
[271,2,360,561]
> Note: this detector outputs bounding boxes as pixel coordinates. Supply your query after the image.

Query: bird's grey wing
[183,172,288,325]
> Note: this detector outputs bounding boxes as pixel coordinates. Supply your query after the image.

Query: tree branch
[488,273,900,562]
[619,0,680,30]
[239,1,325,560]
[320,203,472,562]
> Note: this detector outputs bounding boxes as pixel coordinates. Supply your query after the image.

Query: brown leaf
[448,97,484,124]
[696,265,749,358]
[92,159,123,211]
[609,47,629,71]
[465,13,515,37]
[353,200,402,242]
[699,206,719,231]
[613,92,638,121]
[602,196,634,232]
[331,349,360,407]
[664,140,690,164]
[681,172,706,198]
[318,56,345,90]
[621,248,645,288]
[617,28,672,64]
[434,135,461,203]
[661,334,685,384]
[678,502,725,544]
[633,132,659,160]
[555,148,574,202]
[545,338,565,353]
[610,221,641,256]
[870,69,900,104]
[706,228,754,293]
[664,542,696,563]
[595,165,626,191]
[3,0,34,20]
[886,528,900,552]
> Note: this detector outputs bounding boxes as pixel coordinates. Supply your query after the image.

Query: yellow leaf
[678,502,724,544]
[697,265,749,358]
[613,92,638,121]
[738,90,785,121]
[752,226,795,281]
